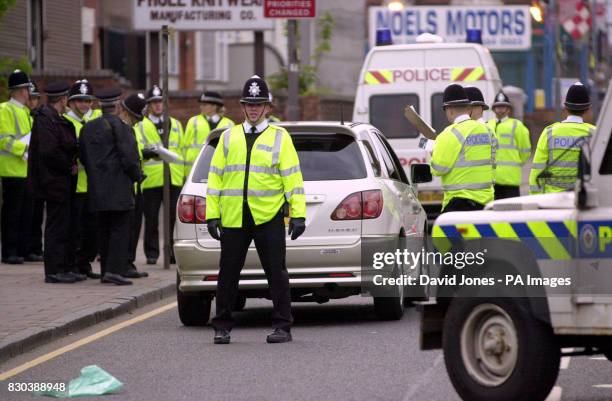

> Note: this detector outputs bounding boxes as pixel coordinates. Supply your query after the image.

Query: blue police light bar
[466,29,483,44]
[376,29,393,46]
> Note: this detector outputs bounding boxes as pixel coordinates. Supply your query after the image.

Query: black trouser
[212,208,292,331]
[494,184,520,200]
[1,177,32,259]
[73,193,98,273]
[142,186,181,260]
[98,210,131,276]
[29,198,45,256]
[44,184,76,276]
[127,191,143,265]
[441,197,485,213]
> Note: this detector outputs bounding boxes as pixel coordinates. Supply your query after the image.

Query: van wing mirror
[411,163,432,184]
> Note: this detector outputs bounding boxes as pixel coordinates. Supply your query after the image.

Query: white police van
[420,83,612,401]
[353,33,502,219]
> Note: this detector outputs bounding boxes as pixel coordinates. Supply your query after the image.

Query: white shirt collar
[563,115,584,124]
[148,114,162,124]
[497,116,509,123]
[207,114,221,124]
[9,98,25,108]
[243,119,269,134]
[454,114,471,124]
[477,117,487,123]
[66,109,83,122]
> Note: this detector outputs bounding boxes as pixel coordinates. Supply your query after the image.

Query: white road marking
[560,348,573,370]
[593,384,612,389]
[590,356,608,361]
[545,386,563,401]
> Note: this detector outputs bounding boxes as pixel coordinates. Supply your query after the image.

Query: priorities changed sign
[133,0,274,31]
[369,6,532,51]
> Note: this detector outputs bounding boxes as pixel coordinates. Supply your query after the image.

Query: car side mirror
[411,163,432,184]
[577,145,592,209]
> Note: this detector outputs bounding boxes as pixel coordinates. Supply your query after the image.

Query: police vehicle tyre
[177,273,212,326]
[234,294,247,312]
[443,298,560,401]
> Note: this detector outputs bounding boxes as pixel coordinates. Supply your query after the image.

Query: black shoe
[3,256,24,265]
[85,271,102,279]
[214,328,231,344]
[45,273,76,284]
[266,328,292,343]
[146,258,157,265]
[101,273,133,285]
[24,253,44,262]
[122,268,149,278]
[68,272,87,282]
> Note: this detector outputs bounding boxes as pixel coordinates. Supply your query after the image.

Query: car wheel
[234,294,247,311]
[176,273,211,326]
[374,265,405,321]
[405,229,428,307]
[443,298,560,401]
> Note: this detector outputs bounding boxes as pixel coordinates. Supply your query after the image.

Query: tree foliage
[0,0,16,20]
[0,57,32,102]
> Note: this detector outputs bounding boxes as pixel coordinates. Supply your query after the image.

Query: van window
[192,133,367,182]
[600,129,612,175]
[369,94,419,139]
[431,93,448,134]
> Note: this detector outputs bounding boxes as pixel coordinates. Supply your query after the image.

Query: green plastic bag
[34,365,124,398]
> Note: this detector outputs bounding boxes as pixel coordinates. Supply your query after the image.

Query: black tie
[250,126,257,135]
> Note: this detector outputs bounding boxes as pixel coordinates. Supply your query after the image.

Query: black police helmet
[8,69,30,90]
[199,91,224,106]
[442,84,470,108]
[122,93,147,121]
[240,75,270,104]
[492,91,512,108]
[146,85,163,103]
[564,82,591,111]
[464,86,489,110]
[68,79,95,101]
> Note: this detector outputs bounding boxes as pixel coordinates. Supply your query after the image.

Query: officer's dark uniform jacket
[79,114,141,211]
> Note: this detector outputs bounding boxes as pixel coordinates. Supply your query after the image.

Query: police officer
[26,81,45,262]
[488,91,531,199]
[430,84,494,212]
[267,92,282,122]
[465,86,497,185]
[133,84,185,265]
[64,79,102,278]
[79,90,143,285]
[183,91,234,177]
[207,76,306,344]
[529,82,595,194]
[28,81,81,283]
[0,70,33,264]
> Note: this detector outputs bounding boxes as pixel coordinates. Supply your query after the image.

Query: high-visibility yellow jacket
[134,116,185,189]
[487,117,531,186]
[65,108,102,193]
[206,124,306,228]
[529,120,595,194]
[430,118,494,209]
[0,99,31,177]
[183,115,234,177]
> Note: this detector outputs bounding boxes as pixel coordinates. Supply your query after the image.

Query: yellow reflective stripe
[379,70,393,82]
[490,222,520,240]
[464,67,484,81]
[564,220,577,238]
[527,221,571,260]
[451,68,463,81]
[364,72,379,85]
[431,225,452,253]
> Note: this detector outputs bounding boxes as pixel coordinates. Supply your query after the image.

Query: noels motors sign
[369,6,532,51]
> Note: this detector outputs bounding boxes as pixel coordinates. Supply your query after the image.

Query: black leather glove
[288,218,305,240]
[141,148,158,160]
[207,218,222,241]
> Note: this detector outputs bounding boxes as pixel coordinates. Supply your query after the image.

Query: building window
[168,31,180,75]
[195,31,228,82]
[29,0,43,70]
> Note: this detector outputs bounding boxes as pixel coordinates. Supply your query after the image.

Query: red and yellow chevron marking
[451,67,486,82]
[364,70,393,85]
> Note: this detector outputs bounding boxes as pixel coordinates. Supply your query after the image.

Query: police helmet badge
[80,83,88,94]
[249,82,261,97]
[153,86,161,96]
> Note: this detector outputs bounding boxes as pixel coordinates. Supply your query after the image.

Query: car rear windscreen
[369,94,419,139]
[192,133,366,183]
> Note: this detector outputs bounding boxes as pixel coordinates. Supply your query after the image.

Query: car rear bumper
[175,239,364,293]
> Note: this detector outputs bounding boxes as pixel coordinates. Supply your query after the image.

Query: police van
[419,84,612,401]
[352,34,502,218]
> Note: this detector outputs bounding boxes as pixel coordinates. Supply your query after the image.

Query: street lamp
[386,0,407,12]
[530,2,543,23]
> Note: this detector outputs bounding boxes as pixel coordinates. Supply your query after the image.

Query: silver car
[174,122,429,325]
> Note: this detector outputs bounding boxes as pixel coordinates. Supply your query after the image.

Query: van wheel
[177,273,211,326]
[443,298,560,401]
[234,294,247,311]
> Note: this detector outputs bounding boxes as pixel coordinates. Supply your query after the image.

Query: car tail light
[331,190,383,220]
[178,195,207,224]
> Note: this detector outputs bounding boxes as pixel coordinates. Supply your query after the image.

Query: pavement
[0,255,176,364]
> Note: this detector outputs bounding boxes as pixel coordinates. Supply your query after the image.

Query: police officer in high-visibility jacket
[0,70,33,264]
[207,76,306,344]
[134,84,185,266]
[465,86,497,175]
[64,79,102,279]
[183,91,234,177]
[488,91,531,199]
[430,84,494,212]
[529,82,595,194]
